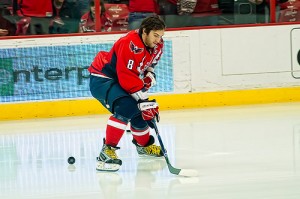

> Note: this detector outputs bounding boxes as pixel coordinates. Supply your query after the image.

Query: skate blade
[96,161,120,172]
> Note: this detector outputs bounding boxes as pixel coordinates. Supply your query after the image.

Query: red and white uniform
[88,30,164,94]
[79,11,111,32]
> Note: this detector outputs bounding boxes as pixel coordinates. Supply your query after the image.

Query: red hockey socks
[131,126,150,146]
[105,116,127,147]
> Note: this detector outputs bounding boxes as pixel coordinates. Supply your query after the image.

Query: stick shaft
[152,121,181,175]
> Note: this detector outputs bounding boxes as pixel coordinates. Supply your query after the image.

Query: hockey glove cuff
[138,99,160,125]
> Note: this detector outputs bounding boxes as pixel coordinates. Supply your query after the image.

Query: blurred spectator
[15,0,53,34]
[248,0,269,23]
[15,16,31,35]
[161,0,219,28]
[191,0,220,26]
[50,0,81,34]
[248,0,288,23]
[52,0,81,19]
[128,0,159,29]
[0,0,52,35]
[52,0,64,24]
[77,0,91,16]
[16,0,53,17]
[193,0,220,14]
[159,0,177,15]
[0,29,9,36]
[279,0,300,22]
[177,0,197,15]
[0,6,16,36]
[79,0,111,32]
[104,3,129,31]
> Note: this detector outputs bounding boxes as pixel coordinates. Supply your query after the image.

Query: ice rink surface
[1,102,300,199]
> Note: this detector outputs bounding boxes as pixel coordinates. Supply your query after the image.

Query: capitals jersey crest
[129,41,144,54]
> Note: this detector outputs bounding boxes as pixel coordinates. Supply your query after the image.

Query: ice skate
[96,139,122,172]
[132,135,163,157]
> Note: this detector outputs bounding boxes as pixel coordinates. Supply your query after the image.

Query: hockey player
[88,15,166,172]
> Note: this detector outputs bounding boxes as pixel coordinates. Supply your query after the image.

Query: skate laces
[104,146,119,159]
[144,144,161,155]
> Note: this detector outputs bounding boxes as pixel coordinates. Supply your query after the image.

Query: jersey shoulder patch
[129,41,144,54]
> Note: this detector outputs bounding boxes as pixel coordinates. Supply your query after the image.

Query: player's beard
[144,37,155,49]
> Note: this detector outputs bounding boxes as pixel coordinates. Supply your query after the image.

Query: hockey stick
[151,121,199,177]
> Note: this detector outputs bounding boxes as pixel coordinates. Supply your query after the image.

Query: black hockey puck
[68,156,75,164]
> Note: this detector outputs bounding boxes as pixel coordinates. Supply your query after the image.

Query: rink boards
[1,24,300,120]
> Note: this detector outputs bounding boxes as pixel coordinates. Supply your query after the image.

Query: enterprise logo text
[11,66,89,85]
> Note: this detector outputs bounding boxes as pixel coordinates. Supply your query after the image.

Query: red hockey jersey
[129,0,159,13]
[17,0,53,17]
[89,30,164,94]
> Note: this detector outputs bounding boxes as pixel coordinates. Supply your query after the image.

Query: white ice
[1,102,300,199]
